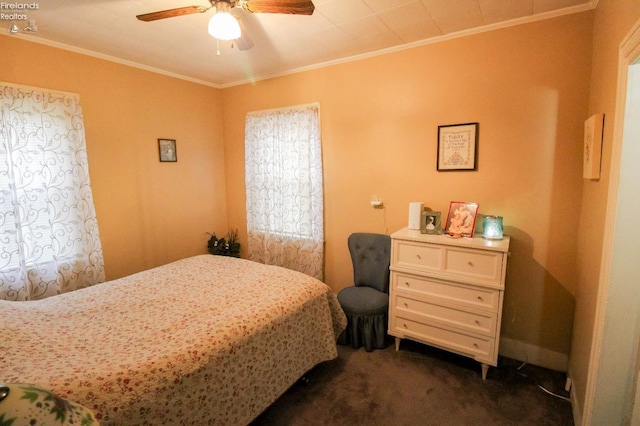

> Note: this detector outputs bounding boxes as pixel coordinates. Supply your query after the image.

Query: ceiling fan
[136,0,315,52]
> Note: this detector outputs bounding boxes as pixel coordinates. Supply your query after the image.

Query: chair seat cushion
[337,286,388,315]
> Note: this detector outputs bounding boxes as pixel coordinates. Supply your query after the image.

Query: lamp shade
[208,12,240,40]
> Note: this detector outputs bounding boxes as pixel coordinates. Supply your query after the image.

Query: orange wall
[571,0,640,417]
[1,36,228,280]
[223,12,594,361]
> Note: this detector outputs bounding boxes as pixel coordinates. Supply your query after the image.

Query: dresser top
[391,227,510,253]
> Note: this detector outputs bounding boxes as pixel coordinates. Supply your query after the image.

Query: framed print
[437,123,478,171]
[421,211,442,235]
[445,201,479,237]
[158,138,177,162]
[583,113,604,179]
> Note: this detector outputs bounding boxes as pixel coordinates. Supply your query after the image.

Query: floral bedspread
[0,255,347,425]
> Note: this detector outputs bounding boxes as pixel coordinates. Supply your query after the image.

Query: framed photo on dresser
[445,201,479,237]
[421,211,442,234]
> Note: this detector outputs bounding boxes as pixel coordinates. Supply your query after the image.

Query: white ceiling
[4,0,595,88]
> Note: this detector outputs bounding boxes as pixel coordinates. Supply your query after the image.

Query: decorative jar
[482,215,504,240]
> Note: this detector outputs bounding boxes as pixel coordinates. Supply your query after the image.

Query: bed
[0,255,347,425]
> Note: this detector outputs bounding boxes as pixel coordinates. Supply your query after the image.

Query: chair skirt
[338,310,389,351]
[337,286,389,351]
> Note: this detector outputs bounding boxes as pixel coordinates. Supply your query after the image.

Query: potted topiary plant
[207,229,240,257]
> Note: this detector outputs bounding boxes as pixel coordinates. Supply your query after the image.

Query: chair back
[348,233,391,293]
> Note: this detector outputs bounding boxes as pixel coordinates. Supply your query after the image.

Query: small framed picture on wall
[158,138,177,162]
[437,123,479,171]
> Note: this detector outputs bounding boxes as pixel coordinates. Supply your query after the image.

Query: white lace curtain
[245,103,324,280]
[0,83,105,301]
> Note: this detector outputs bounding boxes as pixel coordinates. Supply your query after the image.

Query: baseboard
[499,337,569,372]
[569,375,582,425]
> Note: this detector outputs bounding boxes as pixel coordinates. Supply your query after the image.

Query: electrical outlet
[370,194,383,207]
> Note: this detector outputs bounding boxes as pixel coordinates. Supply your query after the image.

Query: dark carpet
[251,340,574,426]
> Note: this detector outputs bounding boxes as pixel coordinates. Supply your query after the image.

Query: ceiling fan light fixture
[208,11,241,41]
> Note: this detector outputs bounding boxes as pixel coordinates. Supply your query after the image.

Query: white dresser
[388,227,510,380]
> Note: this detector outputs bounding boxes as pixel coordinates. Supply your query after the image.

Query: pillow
[0,383,99,425]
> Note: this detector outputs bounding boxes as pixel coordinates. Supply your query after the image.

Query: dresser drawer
[395,295,497,337]
[391,316,496,364]
[444,247,503,286]
[393,240,442,272]
[391,272,500,312]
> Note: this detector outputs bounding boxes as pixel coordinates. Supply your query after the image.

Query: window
[0,83,105,300]
[245,103,324,280]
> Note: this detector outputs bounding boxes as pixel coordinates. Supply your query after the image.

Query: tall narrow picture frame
[158,138,177,162]
[583,113,604,179]
[437,122,478,171]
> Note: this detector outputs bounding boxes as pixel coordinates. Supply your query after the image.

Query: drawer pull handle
[404,302,409,308]
[468,261,474,267]
[473,343,479,348]
[404,281,410,287]
[477,296,483,301]
[475,320,481,325]
[403,323,408,329]
[416,254,422,260]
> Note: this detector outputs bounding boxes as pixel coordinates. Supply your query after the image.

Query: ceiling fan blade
[136,5,210,22]
[242,0,315,15]
[235,18,254,51]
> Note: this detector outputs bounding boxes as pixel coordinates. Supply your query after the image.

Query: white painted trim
[582,17,640,426]
[246,102,320,116]
[570,373,583,426]
[499,337,568,372]
[565,365,581,425]
[0,80,80,100]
